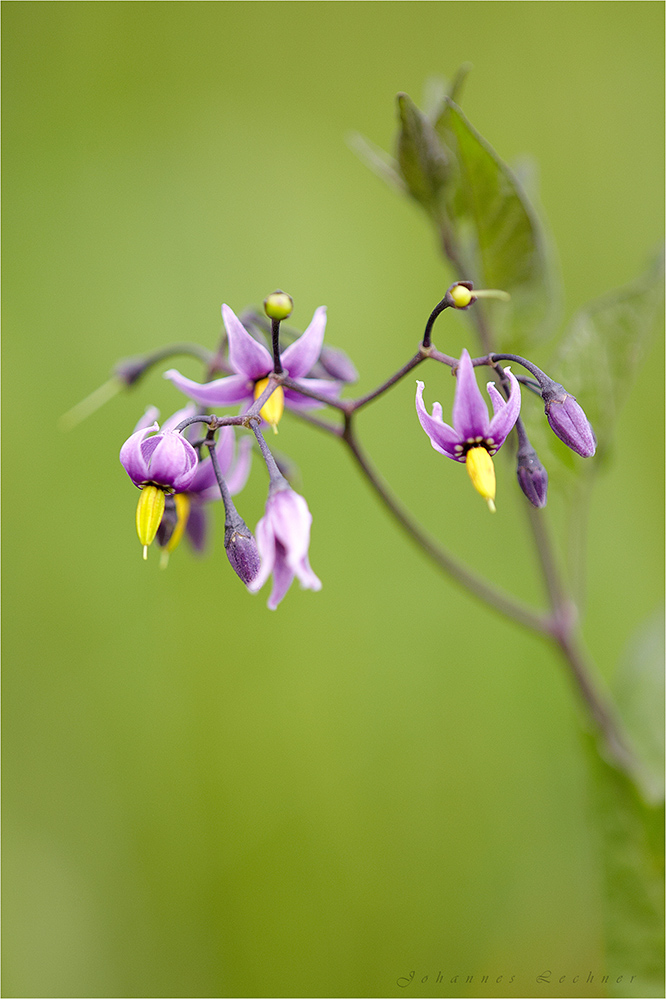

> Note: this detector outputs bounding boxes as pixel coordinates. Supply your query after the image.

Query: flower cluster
[117,292,354,606]
[106,283,597,606]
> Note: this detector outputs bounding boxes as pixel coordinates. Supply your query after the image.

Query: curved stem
[342,415,549,634]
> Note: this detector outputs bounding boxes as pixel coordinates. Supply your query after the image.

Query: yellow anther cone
[165,493,191,554]
[465,446,496,512]
[136,485,165,555]
[254,378,284,433]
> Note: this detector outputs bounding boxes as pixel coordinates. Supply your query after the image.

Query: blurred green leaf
[585,737,665,998]
[613,609,665,805]
[434,98,559,351]
[395,92,449,213]
[552,250,665,461]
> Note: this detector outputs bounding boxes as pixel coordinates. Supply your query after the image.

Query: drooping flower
[120,415,198,557]
[164,303,341,430]
[248,485,322,609]
[415,349,521,510]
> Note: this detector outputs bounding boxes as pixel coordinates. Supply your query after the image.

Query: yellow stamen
[135,485,165,551]
[165,493,191,554]
[254,378,284,432]
[465,446,497,512]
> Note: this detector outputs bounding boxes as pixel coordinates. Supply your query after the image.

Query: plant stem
[341,415,549,634]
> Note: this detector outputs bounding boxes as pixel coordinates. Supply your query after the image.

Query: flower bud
[225,525,262,585]
[516,445,548,508]
[542,384,596,458]
[264,290,293,321]
[115,355,151,387]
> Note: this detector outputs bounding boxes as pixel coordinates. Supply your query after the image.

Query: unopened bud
[225,525,261,585]
[264,290,293,321]
[542,383,596,458]
[516,445,548,508]
[115,355,151,387]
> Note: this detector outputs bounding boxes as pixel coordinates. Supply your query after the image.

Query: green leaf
[613,609,665,806]
[585,738,664,998]
[434,98,559,351]
[395,92,449,214]
[552,250,664,461]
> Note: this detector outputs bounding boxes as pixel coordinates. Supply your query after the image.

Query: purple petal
[225,436,253,496]
[271,490,312,565]
[487,367,521,450]
[415,382,462,460]
[119,422,159,484]
[185,503,208,552]
[284,378,342,410]
[189,455,217,496]
[293,553,322,593]
[164,369,251,407]
[281,306,327,378]
[452,350,490,440]
[267,544,296,610]
[144,433,198,491]
[133,407,160,433]
[247,516,276,594]
[160,403,197,434]
[222,304,273,380]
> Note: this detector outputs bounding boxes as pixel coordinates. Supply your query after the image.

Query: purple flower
[542,385,596,458]
[248,486,322,609]
[164,304,341,425]
[415,349,521,509]
[119,419,198,492]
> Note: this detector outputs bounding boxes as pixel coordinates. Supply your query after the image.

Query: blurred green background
[3,3,663,997]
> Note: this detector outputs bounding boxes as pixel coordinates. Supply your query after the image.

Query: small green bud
[264,291,293,321]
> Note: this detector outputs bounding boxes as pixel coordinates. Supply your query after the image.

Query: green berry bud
[264,291,293,321]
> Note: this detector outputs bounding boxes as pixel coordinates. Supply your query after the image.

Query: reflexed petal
[164,369,251,407]
[133,406,160,432]
[222,304,273,379]
[415,382,461,460]
[281,306,327,378]
[452,350,490,440]
[161,403,197,434]
[119,422,160,484]
[487,367,521,450]
[293,553,322,593]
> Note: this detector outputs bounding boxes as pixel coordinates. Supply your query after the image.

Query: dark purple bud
[114,355,150,387]
[542,383,596,458]
[516,445,548,508]
[224,525,261,585]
